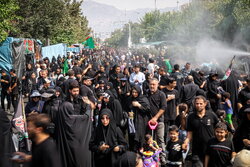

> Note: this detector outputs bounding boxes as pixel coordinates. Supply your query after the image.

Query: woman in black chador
[89,108,128,167]
[127,85,151,152]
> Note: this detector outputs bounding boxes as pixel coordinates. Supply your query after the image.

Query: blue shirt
[223,100,233,115]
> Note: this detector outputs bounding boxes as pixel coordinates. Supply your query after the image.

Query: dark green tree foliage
[8,0,90,45]
[0,0,19,42]
[51,0,91,45]
[13,0,64,44]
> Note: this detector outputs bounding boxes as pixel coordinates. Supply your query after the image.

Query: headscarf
[114,151,137,167]
[95,109,117,147]
[131,85,150,107]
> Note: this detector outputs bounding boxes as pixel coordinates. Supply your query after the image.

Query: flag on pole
[12,95,31,151]
[222,56,236,80]
[63,58,69,75]
[165,59,173,73]
[82,36,95,49]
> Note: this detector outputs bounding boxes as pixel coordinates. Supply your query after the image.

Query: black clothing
[142,80,150,95]
[102,97,124,127]
[163,88,179,121]
[10,75,19,95]
[114,151,137,167]
[159,74,170,86]
[191,71,206,90]
[238,86,250,107]
[80,84,96,103]
[1,75,11,91]
[55,96,92,167]
[50,62,58,73]
[1,91,10,111]
[1,75,11,110]
[42,97,63,123]
[61,78,76,97]
[187,110,219,160]
[233,119,250,152]
[89,109,127,167]
[128,86,151,150]
[238,104,250,121]
[72,66,83,75]
[170,71,184,93]
[85,69,96,78]
[109,73,122,90]
[0,109,17,167]
[206,138,234,167]
[207,78,221,112]
[106,82,119,100]
[25,100,44,115]
[221,72,239,113]
[10,75,19,111]
[95,71,108,83]
[166,139,183,163]
[119,80,131,110]
[31,137,61,167]
[147,90,167,122]
[180,83,199,107]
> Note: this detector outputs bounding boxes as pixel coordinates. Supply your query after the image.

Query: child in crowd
[204,122,236,167]
[216,109,235,134]
[175,103,189,141]
[140,134,161,167]
[166,125,183,167]
[140,134,160,153]
[221,92,235,131]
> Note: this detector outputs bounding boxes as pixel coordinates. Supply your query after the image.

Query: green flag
[165,59,172,73]
[82,37,95,49]
[63,58,69,75]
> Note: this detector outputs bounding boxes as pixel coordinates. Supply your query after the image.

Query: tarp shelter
[67,47,80,53]
[42,43,66,60]
[0,37,13,72]
[0,37,42,78]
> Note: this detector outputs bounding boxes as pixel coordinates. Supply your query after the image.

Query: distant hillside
[81,0,175,39]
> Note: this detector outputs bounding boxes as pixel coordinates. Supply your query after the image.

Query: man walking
[1,70,11,112]
[147,78,167,165]
[182,96,219,167]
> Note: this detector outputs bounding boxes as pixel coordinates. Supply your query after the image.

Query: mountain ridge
[81,1,175,39]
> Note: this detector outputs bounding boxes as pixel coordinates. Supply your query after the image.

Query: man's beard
[71,94,79,100]
[196,108,204,113]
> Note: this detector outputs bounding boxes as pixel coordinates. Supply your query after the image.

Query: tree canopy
[0,0,91,45]
[0,0,19,42]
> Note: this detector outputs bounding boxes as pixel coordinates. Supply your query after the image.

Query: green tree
[106,28,128,48]
[11,0,90,45]
[51,0,91,45]
[0,0,19,42]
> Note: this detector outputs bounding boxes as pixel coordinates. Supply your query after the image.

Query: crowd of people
[1,47,250,167]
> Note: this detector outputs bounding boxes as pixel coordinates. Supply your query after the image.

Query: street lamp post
[128,22,132,48]
[154,0,157,10]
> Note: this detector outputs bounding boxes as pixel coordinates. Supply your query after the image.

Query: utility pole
[177,0,179,11]
[128,22,132,48]
[154,0,157,11]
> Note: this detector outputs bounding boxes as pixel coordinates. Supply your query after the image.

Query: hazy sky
[89,0,190,10]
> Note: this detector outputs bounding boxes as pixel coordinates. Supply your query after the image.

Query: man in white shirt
[129,65,145,89]
[147,58,155,75]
